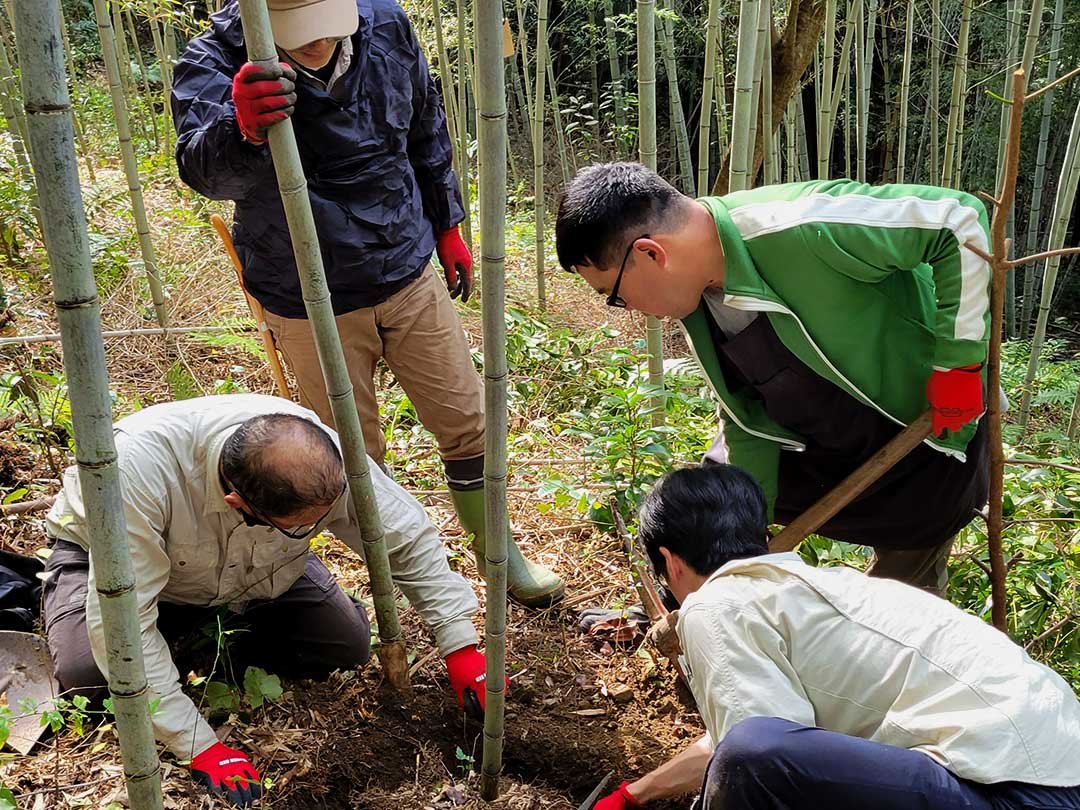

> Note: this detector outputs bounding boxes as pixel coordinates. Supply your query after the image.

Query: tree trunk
[92,0,169,330]
[15,2,164,805]
[1022,0,1063,335]
[714,0,828,194]
[234,0,410,688]
[474,0,509,794]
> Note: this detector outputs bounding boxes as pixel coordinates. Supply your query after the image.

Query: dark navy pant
[694,718,1080,810]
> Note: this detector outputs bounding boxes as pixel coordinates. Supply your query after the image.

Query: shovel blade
[0,630,60,754]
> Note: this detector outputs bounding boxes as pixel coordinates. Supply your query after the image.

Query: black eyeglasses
[222,467,346,540]
[607,233,649,308]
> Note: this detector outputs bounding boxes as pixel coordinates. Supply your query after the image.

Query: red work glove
[231,61,297,145]
[927,364,984,437]
[436,227,473,302]
[190,742,262,806]
[445,644,508,720]
[594,782,644,809]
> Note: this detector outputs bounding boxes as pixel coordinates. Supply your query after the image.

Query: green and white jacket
[680,180,992,514]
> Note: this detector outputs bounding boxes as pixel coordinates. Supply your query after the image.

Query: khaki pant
[263,266,485,467]
[867,537,955,598]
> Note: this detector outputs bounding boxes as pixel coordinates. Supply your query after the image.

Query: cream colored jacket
[46,394,479,759]
[677,552,1080,786]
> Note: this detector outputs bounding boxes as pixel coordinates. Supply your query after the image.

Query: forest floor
[0,161,704,808]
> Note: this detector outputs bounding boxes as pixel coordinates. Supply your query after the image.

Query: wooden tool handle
[770,410,935,552]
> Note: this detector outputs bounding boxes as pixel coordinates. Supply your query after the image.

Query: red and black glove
[445,645,507,720]
[594,782,644,809]
[190,742,262,806]
[231,61,297,145]
[435,227,473,302]
[927,364,984,437]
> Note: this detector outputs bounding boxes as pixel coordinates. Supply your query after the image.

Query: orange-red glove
[190,742,261,806]
[445,645,508,719]
[927,364,984,436]
[231,61,297,145]
[594,782,644,809]
[435,227,473,302]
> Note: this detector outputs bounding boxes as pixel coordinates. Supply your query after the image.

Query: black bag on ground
[0,549,44,632]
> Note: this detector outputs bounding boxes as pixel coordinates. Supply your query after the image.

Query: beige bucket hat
[267,0,360,51]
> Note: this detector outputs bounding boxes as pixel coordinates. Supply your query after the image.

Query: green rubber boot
[448,487,565,608]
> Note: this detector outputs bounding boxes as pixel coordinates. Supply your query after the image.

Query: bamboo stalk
[148,15,172,157]
[816,0,836,178]
[760,2,774,186]
[59,3,97,183]
[658,0,692,193]
[516,0,533,150]
[603,0,627,151]
[0,324,254,347]
[507,35,530,149]
[861,0,876,163]
[431,0,462,202]
[533,0,549,310]
[234,0,410,690]
[125,7,160,151]
[586,6,602,155]
[0,25,39,229]
[826,0,859,162]
[785,97,796,182]
[795,91,809,180]
[854,0,866,182]
[929,0,940,181]
[896,0,913,183]
[729,0,760,192]
[746,0,767,185]
[92,0,169,331]
[638,0,665,427]
[14,1,163,804]
[111,1,133,97]
[475,0,508,794]
[696,0,722,195]
[547,60,570,184]
[1068,379,1080,440]
[1019,93,1080,429]
[941,0,971,187]
[454,0,474,248]
[1022,0,1060,334]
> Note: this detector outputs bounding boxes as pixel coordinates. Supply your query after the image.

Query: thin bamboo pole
[729,0,760,192]
[604,0,627,149]
[430,0,464,212]
[816,0,836,178]
[896,0,914,183]
[148,15,173,157]
[760,1,774,185]
[125,7,160,151]
[586,6,602,155]
[0,27,38,225]
[547,60,570,183]
[1068,379,1080,440]
[854,0,866,182]
[929,0,940,181]
[533,0,549,309]
[843,67,851,177]
[59,3,96,183]
[795,90,810,180]
[508,39,529,148]
[696,0,722,196]
[516,0,533,150]
[1019,94,1080,429]
[454,0,474,248]
[746,0,767,184]
[941,0,971,187]
[112,1,132,97]
[234,0,410,690]
[14,1,163,805]
[1022,0,1063,334]
[785,97,796,181]
[475,0,508,794]
[713,26,729,163]
[861,0,876,160]
[92,0,169,331]
[638,0,665,427]
[658,0,692,193]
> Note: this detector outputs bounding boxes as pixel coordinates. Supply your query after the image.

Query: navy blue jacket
[171,0,464,318]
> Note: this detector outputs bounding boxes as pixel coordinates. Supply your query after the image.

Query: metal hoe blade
[578,771,614,810]
[0,631,60,754]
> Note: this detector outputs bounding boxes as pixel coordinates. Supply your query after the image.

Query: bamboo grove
[1,0,1079,801]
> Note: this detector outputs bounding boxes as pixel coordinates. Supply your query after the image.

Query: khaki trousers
[263,266,485,467]
[866,537,955,598]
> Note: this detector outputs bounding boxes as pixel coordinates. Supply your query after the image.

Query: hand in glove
[191,741,262,806]
[231,61,297,145]
[926,364,983,436]
[445,644,508,720]
[436,227,473,302]
[594,782,644,809]
[645,609,682,659]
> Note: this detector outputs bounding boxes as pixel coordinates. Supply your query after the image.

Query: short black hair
[555,162,686,272]
[220,413,344,518]
[638,464,769,578]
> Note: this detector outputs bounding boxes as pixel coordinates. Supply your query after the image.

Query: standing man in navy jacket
[172,0,564,606]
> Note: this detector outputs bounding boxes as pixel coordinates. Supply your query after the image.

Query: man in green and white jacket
[555,163,992,594]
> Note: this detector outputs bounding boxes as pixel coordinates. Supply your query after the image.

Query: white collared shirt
[677,553,1080,786]
[47,394,478,758]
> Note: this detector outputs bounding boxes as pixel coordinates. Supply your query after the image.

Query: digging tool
[210,214,292,399]
[770,410,935,552]
[578,772,614,810]
[0,631,59,754]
